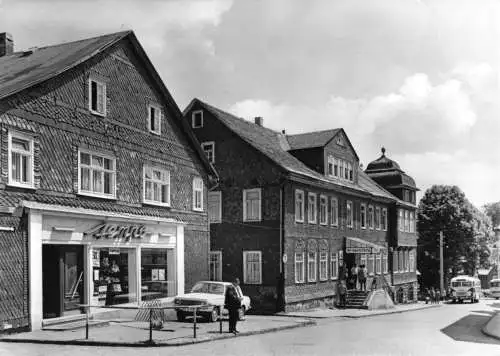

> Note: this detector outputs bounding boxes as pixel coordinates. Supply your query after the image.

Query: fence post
[85,305,89,340]
[193,307,197,338]
[219,306,223,334]
[149,308,153,344]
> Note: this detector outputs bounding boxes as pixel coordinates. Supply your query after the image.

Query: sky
[0,0,499,207]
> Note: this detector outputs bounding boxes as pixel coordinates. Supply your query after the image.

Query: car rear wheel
[238,306,246,321]
[176,310,186,322]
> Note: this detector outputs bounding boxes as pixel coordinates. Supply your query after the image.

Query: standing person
[338,280,347,308]
[233,278,243,299]
[358,264,367,291]
[430,288,436,304]
[350,264,359,290]
[436,289,441,304]
[224,284,241,334]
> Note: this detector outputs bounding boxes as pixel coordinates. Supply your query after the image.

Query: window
[308,251,317,282]
[330,197,338,226]
[360,204,366,229]
[344,161,349,180]
[382,253,388,273]
[209,251,222,281]
[405,250,410,272]
[243,188,262,221]
[319,252,328,281]
[141,248,176,301]
[382,208,388,231]
[308,193,317,224]
[348,162,353,181]
[404,210,409,232]
[192,110,203,128]
[339,160,344,180]
[368,205,374,229]
[399,210,404,232]
[409,212,414,233]
[393,251,399,273]
[330,252,338,280]
[327,155,334,176]
[201,142,215,163]
[8,132,34,188]
[360,254,367,269]
[243,251,262,284]
[208,191,222,223]
[295,252,305,283]
[333,158,339,177]
[346,200,353,228]
[79,150,115,198]
[409,249,415,272]
[148,104,161,134]
[295,190,305,222]
[319,195,328,225]
[193,177,204,211]
[143,166,170,206]
[375,206,381,230]
[399,250,404,273]
[368,254,375,275]
[89,79,106,116]
[376,253,382,274]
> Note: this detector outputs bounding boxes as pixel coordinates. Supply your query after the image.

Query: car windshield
[191,282,225,295]
[452,281,472,287]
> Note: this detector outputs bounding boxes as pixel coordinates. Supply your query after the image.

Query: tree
[417,185,492,290]
[484,202,500,228]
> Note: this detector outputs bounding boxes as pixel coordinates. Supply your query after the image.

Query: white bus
[449,275,481,303]
[490,279,500,299]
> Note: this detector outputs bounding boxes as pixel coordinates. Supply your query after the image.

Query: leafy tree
[417,185,492,290]
[484,202,500,228]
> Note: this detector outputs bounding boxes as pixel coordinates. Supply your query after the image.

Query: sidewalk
[276,301,442,319]
[482,311,500,340]
[0,315,314,347]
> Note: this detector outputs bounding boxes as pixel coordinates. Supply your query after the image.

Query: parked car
[173,281,251,322]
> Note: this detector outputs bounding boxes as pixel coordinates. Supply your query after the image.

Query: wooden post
[149,308,153,343]
[85,305,89,340]
[193,307,197,338]
[219,307,223,334]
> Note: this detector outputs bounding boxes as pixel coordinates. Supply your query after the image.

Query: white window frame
[243,188,262,222]
[376,253,382,274]
[404,210,409,232]
[201,141,215,163]
[327,155,334,177]
[375,206,381,230]
[368,254,375,275]
[295,189,305,223]
[330,197,338,226]
[405,250,410,272]
[368,205,374,229]
[360,204,367,229]
[243,250,262,285]
[382,208,388,231]
[382,253,388,274]
[319,251,328,281]
[348,162,353,182]
[319,195,328,225]
[193,177,204,211]
[409,250,415,272]
[330,252,338,280]
[208,191,222,223]
[148,104,162,135]
[78,149,116,199]
[399,209,404,232]
[143,165,170,207]
[295,252,305,284]
[333,157,339,177]
[88,78,106,116]
[308,193,317,224]
[8,131,34,188]
[308,251,317,282]
[209,251,222,281]
[399,250,404,273]
[346,200,353,228]
[192,110,203,128]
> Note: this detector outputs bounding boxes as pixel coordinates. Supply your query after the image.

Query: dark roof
[365,148,417,191]
[0,31,130,100]
[286,129,340,150]
[186,99,406,203]
[365,148,402,172]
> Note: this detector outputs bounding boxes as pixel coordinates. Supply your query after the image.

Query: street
[2,300,500,356]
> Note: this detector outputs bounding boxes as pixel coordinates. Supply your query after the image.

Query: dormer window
[192,110,203,128]
[89,78,106,116]
[148,104,162,135]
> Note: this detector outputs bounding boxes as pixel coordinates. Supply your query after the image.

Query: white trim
[143,165,171,207]
[368,205,374,230]
[192,177,204,212]
[308,192,317,224]
[209,250,223,281]
[330,196,338,226]
[191,110,204,128]
[0,226,14,231]
[307,251,317,282]
[375,206,381,230]
[330,252,338,280]
[208,191,222,223]
[8,130,35,189]
[319,194,328,225]
[360,203,367,229]
[201,141,215,164]
[382,208,388,231]
[88,78,106,116]
[319,251,328,281]
[243,188,262,222]
[147,104,162,135]
[243,250,262,284]
[52,227,75,232]
[294,251,305,283]
[295,189,305,223]
[346,200,353,228]
[78,148,116,199]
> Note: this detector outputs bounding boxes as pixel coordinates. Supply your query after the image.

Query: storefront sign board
[85,223,146,241]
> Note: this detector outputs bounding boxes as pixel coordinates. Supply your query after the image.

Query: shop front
[25,202,185,330]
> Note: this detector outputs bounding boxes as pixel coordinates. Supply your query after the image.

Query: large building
[184,99,418,312]
[0,31,216,332]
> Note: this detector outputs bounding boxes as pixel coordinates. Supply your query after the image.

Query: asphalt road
[2,299,500,356]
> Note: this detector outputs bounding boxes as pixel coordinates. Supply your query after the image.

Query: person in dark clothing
[224,284,241,334]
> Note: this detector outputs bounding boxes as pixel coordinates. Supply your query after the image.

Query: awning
[345,237,386,254]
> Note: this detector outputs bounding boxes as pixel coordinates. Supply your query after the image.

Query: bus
[449,275,481,303]
[490,279,500,299]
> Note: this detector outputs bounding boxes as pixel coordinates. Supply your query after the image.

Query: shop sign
[85,223,146,241]
[345,247,373,254]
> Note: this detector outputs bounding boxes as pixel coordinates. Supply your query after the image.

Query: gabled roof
[185,98,406,203]
[0,30,217,180]
[286,129,341,150]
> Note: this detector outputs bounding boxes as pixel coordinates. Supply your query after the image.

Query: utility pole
[440,231,444,296]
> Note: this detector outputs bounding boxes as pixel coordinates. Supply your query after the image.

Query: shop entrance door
[42,245,84,319]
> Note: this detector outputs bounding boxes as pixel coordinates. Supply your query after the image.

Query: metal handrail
[78,303,210,343]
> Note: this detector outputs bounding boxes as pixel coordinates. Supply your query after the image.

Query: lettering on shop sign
[345,247,373,254]
[85,223,146,241]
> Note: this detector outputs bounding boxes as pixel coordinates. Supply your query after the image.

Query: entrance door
[63,248,84,313]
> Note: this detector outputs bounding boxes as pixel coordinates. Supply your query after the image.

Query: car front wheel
[208,307,219,322]
[238,306,246,321]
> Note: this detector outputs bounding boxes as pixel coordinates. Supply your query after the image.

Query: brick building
[0,31,216,332]
[184,99,418,312]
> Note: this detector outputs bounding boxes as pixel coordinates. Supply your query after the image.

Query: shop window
[319,195,328,225]
[89,78,106,116]
[330,252,338,280]
[193,177,204,211]
[192,110,203,128]
[141,248,176,300]
[243,250,262,284]
[295,189,304,223]
[360,204,366,229]
[319,251,328,281]
[143,166,170,206]
[243,188,261,221]
[8,131,34,188]
[201,142,215,163]
[208,191,222,223]
[79,150,116,198]
[209,251,222,281]
[330,197,338,226]
[308,193,317,224]
[148,104,161,135]
[308,251,317,282]
[295,252,305,283]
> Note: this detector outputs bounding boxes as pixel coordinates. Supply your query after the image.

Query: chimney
[254,117,263,127]
[0,32,14,57]
[281,129,286,134]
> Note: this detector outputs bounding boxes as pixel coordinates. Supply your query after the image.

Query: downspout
[278,180,286,312]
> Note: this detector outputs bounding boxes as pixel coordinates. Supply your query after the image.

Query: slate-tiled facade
[0,31,215,332]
